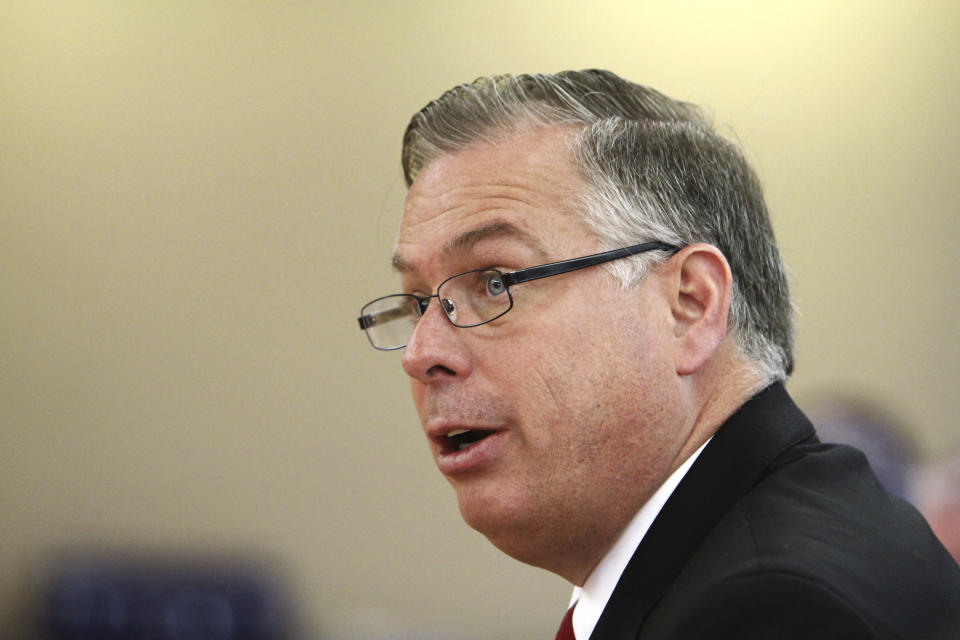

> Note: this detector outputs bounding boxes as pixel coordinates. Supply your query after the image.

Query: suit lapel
[589,383,815,639]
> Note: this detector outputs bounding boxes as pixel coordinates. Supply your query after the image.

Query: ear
[664,243,732,376]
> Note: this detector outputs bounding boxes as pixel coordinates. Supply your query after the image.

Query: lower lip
[435,431,508,475]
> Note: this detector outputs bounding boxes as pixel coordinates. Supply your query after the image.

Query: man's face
[394,126,691,580]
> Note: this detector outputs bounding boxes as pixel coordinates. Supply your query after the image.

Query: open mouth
[444,428,494,452]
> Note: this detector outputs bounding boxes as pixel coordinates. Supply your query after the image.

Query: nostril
[426,364,457,377]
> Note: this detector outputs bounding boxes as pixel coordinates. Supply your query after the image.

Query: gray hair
[401,70,794,381]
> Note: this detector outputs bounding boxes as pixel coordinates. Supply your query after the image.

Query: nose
[401,298,473,383]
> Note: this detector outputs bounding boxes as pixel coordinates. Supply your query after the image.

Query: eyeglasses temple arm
[502,241,679,286]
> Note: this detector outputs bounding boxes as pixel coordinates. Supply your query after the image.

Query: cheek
[548,321,670,435]
[508,314,629,399]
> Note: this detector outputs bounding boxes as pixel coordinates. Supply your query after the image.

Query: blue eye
[486,273,506,296]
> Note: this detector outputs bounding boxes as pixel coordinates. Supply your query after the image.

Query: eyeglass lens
[360,269,511,349]
[438,269,509,327]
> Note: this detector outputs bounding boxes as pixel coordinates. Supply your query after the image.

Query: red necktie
[554,604,576,640]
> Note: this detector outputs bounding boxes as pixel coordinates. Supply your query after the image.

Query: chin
[456,481,531,537]
[454,484,567,570]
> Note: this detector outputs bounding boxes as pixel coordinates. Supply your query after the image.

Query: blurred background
[2,1,957,638]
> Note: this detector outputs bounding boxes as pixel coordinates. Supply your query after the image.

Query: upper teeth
[447,429,469,437]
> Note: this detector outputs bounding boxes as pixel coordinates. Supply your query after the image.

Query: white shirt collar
[568,438,711,640]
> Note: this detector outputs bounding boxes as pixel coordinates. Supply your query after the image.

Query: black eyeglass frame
[358,240,680,350]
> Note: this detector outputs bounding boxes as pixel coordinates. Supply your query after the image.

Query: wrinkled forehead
[394,127,595,273]
[391,219,550,280]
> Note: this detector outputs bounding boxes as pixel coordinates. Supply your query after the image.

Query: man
[357,70,960,639]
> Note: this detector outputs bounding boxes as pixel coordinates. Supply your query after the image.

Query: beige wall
[2,2,957,638]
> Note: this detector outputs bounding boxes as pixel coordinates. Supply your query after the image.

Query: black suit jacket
[590,383,960,639]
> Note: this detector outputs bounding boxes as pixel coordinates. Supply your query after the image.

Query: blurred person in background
[358,70,960,639]
[806,396,917,500]
[810,395,960,562]
[916,452,960,564]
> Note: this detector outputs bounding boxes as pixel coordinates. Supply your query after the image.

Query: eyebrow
[391,221,546,275]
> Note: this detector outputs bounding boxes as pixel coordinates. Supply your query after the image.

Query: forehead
[395,126,594,277]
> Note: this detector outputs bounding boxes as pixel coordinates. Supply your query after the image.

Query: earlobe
[668,244,732,376]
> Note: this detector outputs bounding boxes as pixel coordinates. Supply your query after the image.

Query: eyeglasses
[357,241,679,350]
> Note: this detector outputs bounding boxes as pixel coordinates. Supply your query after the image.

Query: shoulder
[641,442,960,640]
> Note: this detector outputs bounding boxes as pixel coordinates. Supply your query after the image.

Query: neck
[675,341,770,473]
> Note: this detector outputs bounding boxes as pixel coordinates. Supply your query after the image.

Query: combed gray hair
[401,70,794,381]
